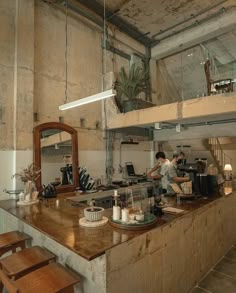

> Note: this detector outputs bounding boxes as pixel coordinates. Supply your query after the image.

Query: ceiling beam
[153,122,236,141]
[151,8,236,60]
[74,0,152,46]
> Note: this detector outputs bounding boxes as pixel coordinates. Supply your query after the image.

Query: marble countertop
[0,189,232,261]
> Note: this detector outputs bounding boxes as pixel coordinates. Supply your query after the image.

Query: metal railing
[208,138,232,171]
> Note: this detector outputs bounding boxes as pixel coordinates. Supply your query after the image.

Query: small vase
[24,181,37,201]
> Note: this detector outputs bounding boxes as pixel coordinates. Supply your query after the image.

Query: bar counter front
[0,189,235,293]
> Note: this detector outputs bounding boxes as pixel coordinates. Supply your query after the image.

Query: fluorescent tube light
[59,89,116,110]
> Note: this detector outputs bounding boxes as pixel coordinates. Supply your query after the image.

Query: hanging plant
[114,64,152,112]
[115,64,149,100]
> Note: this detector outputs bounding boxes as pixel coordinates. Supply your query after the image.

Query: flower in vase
[12,163,41,183]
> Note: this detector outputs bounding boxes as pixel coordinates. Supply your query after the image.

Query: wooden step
[0,246,56,279]
[0,231,31,257]
[0,262,80,293]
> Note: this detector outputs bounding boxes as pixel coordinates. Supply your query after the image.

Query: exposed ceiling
[42,0,236,144]
[73,0,236,47]
[42,0,235,113]
[69,0,236,98]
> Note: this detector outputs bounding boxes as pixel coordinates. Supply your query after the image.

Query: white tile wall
[79,150,153,180]
[41,163,62,185]
[0,150,32,200]
[79,151,106,177]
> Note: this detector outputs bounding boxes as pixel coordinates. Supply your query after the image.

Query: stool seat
[0,262,80,293]
[0,231,31,257]
[0,246,56,279]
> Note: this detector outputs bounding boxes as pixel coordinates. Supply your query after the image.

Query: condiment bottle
[113,190,121,221]
[121,208,129,222]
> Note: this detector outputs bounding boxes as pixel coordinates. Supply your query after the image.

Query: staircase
[208,137,231,174]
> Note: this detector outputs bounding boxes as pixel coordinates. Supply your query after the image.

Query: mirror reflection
[40,129,73,186]
[34,122,78,193]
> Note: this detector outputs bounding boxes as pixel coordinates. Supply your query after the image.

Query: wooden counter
[0,189,235,293]
[0,192,228,260]
[0,193,163,261]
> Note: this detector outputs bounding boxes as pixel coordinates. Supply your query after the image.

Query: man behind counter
[147,151,170,194]
[167,151,190,193]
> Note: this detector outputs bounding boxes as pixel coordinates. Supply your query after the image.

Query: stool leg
[0,240,27,258]
[0,280,3,293]
[60,286,74,293]
[0,268,18,293]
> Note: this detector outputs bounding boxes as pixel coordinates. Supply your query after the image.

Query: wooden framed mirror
[34,122,78,193]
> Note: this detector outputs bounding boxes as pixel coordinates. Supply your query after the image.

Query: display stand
[109,213,157,231]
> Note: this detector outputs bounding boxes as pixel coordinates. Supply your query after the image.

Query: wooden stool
[0,231,31,257]
[0,246,56,293]
[0,262,80,293]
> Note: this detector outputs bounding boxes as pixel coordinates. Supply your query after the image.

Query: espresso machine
[179,159,209,196]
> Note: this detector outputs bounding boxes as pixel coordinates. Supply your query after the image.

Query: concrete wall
[0,0,148,199]
[0,0,34,198]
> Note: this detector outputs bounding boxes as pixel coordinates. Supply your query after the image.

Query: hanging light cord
[103,0,111,182]
[103,0,107,82]
[64,0,68,103]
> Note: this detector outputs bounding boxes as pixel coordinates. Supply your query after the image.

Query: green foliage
[115,64,149,103]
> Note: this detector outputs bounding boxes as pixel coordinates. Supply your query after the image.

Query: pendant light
[59,0,116,111]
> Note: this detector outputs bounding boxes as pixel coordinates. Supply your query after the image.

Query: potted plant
[114,63,154,113]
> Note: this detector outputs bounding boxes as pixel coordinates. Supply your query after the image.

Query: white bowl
[84,206,104,222]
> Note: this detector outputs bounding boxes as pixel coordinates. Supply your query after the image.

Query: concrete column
[149,59,158,105]
[0,0,34,198]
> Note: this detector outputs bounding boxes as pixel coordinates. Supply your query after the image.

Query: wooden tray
[109,213,157,231]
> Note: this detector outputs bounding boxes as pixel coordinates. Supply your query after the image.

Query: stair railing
[208,138,232,172]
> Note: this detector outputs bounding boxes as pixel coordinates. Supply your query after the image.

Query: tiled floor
[191,244,236,293]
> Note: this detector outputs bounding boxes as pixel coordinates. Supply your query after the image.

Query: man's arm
[173,176,190,183]
[168,164,190,183]
[147,164,161,179]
